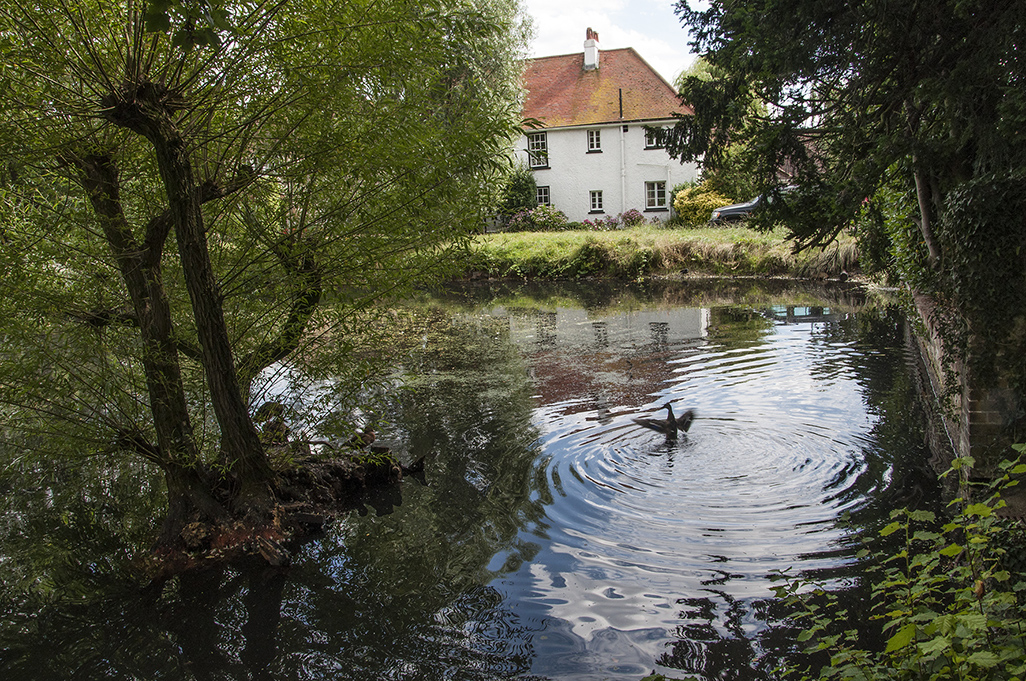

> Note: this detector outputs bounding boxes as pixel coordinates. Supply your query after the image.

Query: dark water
[0,280,941,681]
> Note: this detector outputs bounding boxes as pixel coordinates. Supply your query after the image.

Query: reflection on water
[0,280,941,680]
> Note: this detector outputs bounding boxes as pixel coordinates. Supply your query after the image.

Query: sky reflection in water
[0,281,940,681]
[452,295,906,679]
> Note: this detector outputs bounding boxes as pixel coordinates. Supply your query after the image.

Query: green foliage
[669,0,1026,403]
[854,169,1026,386]
[936,173,1026,385]
[498,162,537,220]
[0,0,530,501]
[773,455,1026,681]
[142,0,231,48]
[672,181,734,227]
[700,142,763,206]
[668,0,1026,252]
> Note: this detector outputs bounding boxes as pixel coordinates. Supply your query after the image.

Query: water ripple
[513,309,887,635]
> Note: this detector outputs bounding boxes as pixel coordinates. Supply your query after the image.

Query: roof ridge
[526,46,636,62]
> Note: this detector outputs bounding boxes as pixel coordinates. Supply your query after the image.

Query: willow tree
[0,0,529,547]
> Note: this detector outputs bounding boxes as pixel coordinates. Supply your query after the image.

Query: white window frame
[587,129,602,152]
[645,181,667,209]
[527,132,549,168]
[536,186,550,206]
[590,190,604,212]
[645,127,665,149]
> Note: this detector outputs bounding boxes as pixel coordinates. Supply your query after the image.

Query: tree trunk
[913,164,942,269]
[159,461,230,549]
[102,83,276,509]
[74,152,230,548]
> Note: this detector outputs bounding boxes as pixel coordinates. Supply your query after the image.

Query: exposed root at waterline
[141,448,424,585]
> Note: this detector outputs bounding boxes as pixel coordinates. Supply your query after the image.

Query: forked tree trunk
[103,82,277,511]
[75,151,229,545]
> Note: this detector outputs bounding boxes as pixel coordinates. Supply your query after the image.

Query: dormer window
[587,129,602,153]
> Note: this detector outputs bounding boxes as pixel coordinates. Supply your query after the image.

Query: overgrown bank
[463,225,859,280]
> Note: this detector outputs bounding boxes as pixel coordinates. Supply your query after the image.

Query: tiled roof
[522,48,693,129]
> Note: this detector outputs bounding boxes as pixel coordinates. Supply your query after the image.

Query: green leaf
[967,651,1000,668]
[939,543,963,557]
[918,635,951,656]
[880,521,903,537]
[908,510,936,523]
[885,623,916,652]
[143,8,172,33]
[964,503,993,518]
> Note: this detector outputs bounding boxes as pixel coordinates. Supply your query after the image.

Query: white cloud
[522,0,697,83]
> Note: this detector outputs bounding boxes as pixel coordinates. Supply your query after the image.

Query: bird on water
[633,403,695,437]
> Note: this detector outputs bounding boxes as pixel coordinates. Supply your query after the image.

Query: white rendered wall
[516,121,700,223]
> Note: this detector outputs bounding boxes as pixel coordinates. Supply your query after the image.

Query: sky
[521,0,700,85]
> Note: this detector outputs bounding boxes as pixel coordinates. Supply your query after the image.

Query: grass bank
[463,225,859,280]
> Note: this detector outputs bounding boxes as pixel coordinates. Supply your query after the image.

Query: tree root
[142,448,421,585]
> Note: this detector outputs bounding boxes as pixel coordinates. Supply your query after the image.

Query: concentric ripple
[486,305,906,678]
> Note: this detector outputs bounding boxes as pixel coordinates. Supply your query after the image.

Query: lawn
[464,225,858,280]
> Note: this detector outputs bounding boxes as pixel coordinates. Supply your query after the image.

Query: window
[590,190,604,213]
[587,129,602,152]
[645,127,665,149]
[527,132,548,168]
[645,181,667,210]
[536,186,550,206]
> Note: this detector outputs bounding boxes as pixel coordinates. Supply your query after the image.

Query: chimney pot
[584,27,600,71]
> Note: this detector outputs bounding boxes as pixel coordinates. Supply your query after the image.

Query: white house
[516,28,700,223]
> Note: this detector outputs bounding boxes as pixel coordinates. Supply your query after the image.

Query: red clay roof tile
[522,48,693,129]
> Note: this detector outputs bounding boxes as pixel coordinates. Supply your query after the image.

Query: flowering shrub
[582,215,621,231]
[531,204,570,231]
[620,208,646,227]
[505,209,534,232]
[505,205,571,232]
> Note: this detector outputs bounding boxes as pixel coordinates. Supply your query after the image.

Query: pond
[0,279,943,681]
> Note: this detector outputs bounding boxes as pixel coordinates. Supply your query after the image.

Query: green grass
[464,225,859,280]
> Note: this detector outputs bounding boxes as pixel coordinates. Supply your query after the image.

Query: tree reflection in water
[0,280,945,680]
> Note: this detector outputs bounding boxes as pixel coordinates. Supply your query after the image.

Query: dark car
[710,196,764,223]
[710,186,795,223]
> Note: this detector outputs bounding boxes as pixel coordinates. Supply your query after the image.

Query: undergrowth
[773,454,1026,681]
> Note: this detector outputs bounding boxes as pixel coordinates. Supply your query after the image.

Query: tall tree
[0,0,529,547]
[667,0,1026,384]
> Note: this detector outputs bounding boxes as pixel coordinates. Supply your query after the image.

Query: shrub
[673,182,734,227]
[531,204,570,231]
[505,205,570,232]
[620,208,646,227]
[505,209,534,232]
[773,453,1026,681]
[498,163,537,220]
[582,214,625,231]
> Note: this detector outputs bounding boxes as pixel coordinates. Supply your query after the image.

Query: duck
[633,403,695,437]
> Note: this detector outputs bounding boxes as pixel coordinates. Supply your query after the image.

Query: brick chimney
[584,27,600,71]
